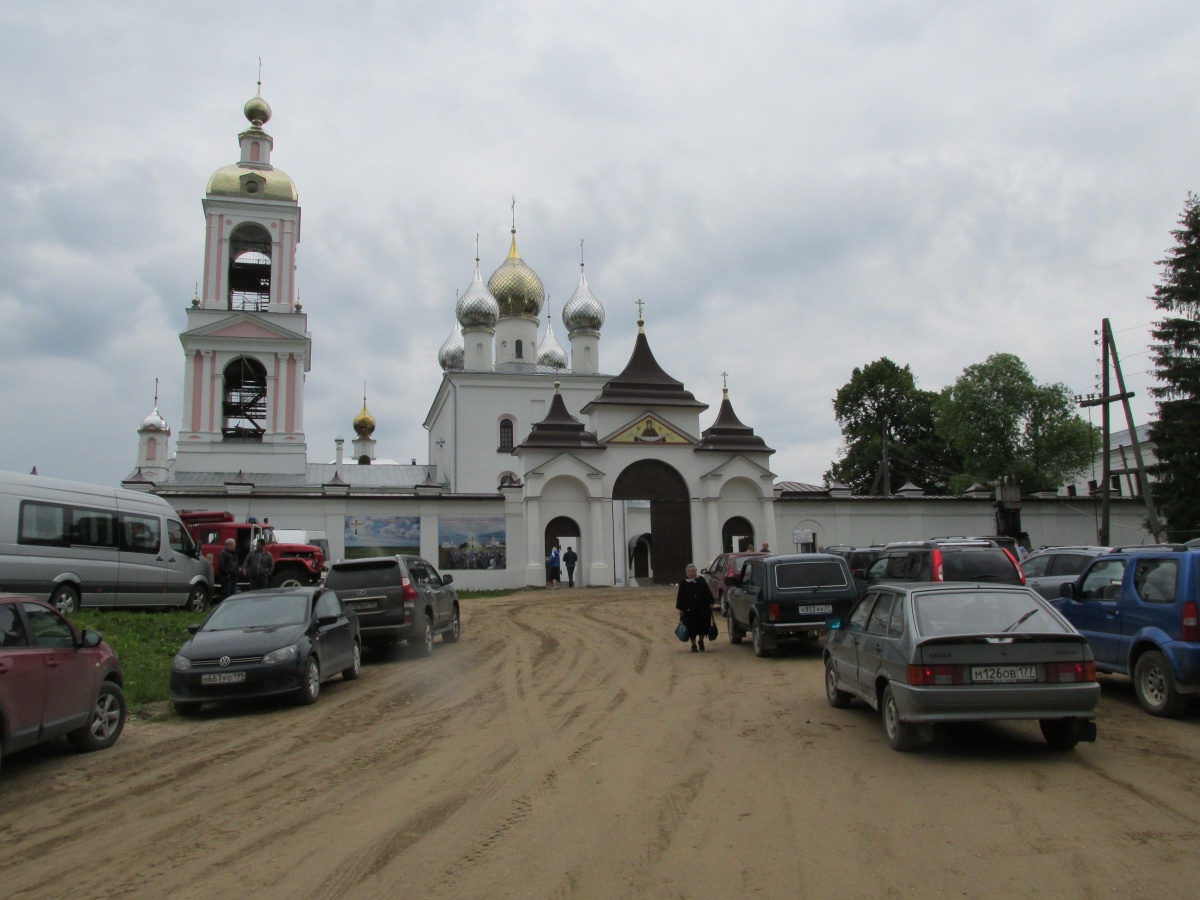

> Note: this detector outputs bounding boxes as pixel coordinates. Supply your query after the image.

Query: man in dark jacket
[245,538,274,591]
[563,546,578,587]
[217,538,239,599]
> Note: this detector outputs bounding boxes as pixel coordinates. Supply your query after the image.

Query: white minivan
[0,471,213,613]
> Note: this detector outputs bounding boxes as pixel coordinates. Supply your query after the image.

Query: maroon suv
[702,552,769,616]
[0,594,127,774]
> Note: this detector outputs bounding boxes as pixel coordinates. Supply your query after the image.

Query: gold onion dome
[244,93,272,128]
[456,258,500,329]
[537,307,568,369]
[563,262,605,334]
[487,228,544,319]
[353,400,376,437]
[438,319,465,371]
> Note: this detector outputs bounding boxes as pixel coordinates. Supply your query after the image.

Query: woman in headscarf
[676,564,715,652]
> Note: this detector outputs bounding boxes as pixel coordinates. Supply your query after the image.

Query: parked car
[1021,547,1112,600]
[0,594,127,774]
[826,545,885,593]
[931,534,1022,561]
[725,553,859,657]
[169,586,360,714]
[701,551,768,615]
[323,555,460,654]
[825,583,1099,752]
[1053,545,1200,717]
[865,540,1025,586]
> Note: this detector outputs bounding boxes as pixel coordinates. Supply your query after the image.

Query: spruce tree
[1148,193,1200,541]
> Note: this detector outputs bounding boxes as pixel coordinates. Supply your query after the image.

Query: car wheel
[752,617,773,658]
[1134,651,1189,717]
[270,570,306,589]
[825,659,852,708]
[442,606,461,643]
[68,681,127,752]
[1039,718,1080,751]
[727,611,744,645]
[718,592,728,617]
[412,613,434,658]
[185,584,209,613]
[50,584,80,615]
[298,655,321,705]
[882,685,920,752]
[342,640,362,681]
[173,700,202,716]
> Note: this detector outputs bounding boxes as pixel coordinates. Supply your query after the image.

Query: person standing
[676,564,715,652]
[217,538,239,599]
[245,538,274,591]
[548,544,561,589]
[563,546,578,587]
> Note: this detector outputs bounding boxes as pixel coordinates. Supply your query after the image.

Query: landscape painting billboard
[439,516,506,570]
[344,515,420,559]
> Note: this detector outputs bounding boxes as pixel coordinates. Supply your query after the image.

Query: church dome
[353,400,376,437]
[487,228,544,319]
[438,319,465,370]
[244,94,272,128]
[563,263,605,334]
[206,164,297,201]
[456,260,500,329]
[139,407,170,433]
[537,310,568,369]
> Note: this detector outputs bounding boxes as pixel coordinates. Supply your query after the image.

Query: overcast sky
[1,1,1194,489]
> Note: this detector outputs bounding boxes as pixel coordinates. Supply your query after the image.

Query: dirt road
[2,586,1199,898]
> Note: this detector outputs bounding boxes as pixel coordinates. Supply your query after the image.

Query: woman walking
[676,564,715,652]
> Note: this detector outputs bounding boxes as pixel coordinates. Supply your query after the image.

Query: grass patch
[458,589,524,599]
[72,609,202,709]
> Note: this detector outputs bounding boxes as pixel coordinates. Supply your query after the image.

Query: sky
[1,1,1196,489]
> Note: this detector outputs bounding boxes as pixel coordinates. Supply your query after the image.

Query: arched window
[228,223,272,311]
[499,418,515,451]
[514,339,524,359]
[222,356,268,440]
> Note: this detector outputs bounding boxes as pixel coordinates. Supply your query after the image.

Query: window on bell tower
[228,223,272,311]
[222,356,268,440]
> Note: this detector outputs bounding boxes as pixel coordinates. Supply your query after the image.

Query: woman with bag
[676,564,715,652]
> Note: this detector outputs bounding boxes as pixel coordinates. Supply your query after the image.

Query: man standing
[217,538,239,599]
[548,544,561,589]
[563,546,578,587]
[246,538,274,591]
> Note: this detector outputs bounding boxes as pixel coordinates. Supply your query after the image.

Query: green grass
[72,609,202,709]
[457,589,523,599]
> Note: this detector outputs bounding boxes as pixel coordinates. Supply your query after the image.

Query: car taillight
[1183,601,1199,642]
[931,549,944,582]
[1046,661,1096,683]
[767,603,781,622]
[401,576,419,602]
[1003,548,1026,584]
[907,664,964,685]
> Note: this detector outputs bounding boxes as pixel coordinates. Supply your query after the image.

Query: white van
[0,471,213,613]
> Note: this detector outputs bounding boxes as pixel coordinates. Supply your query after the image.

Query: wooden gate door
[650,500,691,585]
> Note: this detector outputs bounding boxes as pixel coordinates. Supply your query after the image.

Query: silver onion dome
[562,263,605,334]
[537,308,568,369]
[456,258,500,330]
[139,407,170,433]
[438,319,465,370]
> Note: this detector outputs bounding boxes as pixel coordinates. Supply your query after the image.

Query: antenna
[511,196,516,229]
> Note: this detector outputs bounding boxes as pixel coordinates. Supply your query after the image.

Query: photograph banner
[344,515,420,558]
[439,516,506,570]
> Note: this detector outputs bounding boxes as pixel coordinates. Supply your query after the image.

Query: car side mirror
[187,623,201,635]
[1058,582,1076,599]
[724,575,738,586]
[826,617,843,630]
[316,614,339,627]
[442,574,454,586]
[80,629,102,648]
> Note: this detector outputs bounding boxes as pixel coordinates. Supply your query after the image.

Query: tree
[825,358,960,495]
[935,353,1096,493]
[1148,193,1200,541]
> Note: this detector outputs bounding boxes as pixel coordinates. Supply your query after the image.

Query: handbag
[675,620,690,642]
[707,612,719,642]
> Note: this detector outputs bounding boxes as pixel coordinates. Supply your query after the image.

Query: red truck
[181,512,325,589]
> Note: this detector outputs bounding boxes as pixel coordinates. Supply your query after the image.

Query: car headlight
[172,654,192,672]
[261,644,299,665]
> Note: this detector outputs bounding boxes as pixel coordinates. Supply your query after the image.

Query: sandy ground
[2,585,1200,899]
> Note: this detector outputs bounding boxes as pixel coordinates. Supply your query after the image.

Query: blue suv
[1053,545,1200,717]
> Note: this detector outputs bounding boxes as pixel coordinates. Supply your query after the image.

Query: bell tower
[174,87,311,475]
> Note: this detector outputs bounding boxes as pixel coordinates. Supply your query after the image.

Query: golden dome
[244,94,272,127]
[353,400,376,437]
[487,228,544,319]
[206,163,297,201]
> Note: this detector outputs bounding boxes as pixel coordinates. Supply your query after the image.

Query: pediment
[182,313,306,342]
[601,412,697,446]
[525,452,606,481]
[700,454,776,481]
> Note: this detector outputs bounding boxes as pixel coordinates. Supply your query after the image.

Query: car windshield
[202,593,310,630]
[326,559,400,590]
[912,590,1068,637]
[941,550,1017,581]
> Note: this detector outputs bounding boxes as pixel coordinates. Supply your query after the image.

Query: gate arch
[722,516,755,553]
[613,460,691,584]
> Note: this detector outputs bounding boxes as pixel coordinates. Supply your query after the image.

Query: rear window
[774,561,849,590]
[326,559,402,590]
[942,549,1020,583]
[913,589,1070,637]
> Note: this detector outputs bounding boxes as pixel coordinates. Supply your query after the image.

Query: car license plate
[347,600,378,611]
[971,665,1036,684]
[795,604,833,615]
[200,672,246,685]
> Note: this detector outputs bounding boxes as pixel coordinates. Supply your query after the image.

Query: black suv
[324,556,460,655]
[724,554,860,657]
[865,540,1024,586]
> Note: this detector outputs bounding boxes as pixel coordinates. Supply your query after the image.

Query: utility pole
[1078,319,1162,544]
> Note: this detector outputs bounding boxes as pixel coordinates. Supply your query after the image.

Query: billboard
[439,516,506,570]
[344,515,420,559]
